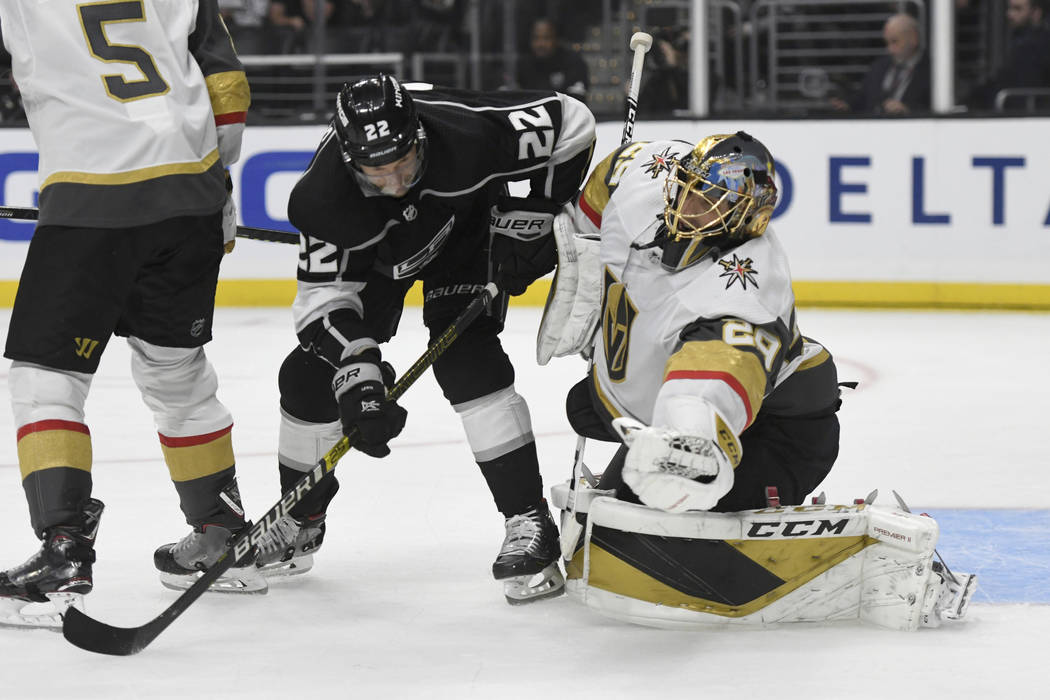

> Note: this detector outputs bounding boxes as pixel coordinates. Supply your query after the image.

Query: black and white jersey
[291,86,596,367]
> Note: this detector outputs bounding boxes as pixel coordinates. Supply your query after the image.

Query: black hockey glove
[489,196,561,296]
[332,361,406,458]
[491,235,557,295]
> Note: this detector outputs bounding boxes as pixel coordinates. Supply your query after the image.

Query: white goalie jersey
[571,140,835,442]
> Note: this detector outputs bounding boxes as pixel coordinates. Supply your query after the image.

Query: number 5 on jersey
[78,0,170,102]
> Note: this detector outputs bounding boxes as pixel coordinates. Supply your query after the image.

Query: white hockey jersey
[574,140,837,446]
[0,0,249,227]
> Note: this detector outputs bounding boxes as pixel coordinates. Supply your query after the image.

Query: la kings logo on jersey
[392,215,454,278]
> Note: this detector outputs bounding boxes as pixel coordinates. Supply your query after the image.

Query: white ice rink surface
[0,306,1047,699]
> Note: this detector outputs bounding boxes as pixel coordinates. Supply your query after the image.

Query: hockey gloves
[489,196,560,295]
[332,361,407,458]
[613,417,735,513]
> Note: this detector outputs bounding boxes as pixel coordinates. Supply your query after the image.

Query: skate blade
[257,553,315,580]
[503,563,566,606]
[942,573,978,621]
[0,592,84,631]
[159,566,269,595]
[559,516,584,563]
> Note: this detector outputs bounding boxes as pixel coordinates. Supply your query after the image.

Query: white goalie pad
[536,206,602,365]
[553,494,976,631]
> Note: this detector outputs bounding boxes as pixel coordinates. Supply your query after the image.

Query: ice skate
[493,501,565,605]
[255,513,326,579]
[0,499,104,630]
[154,524,267,594]
[921,560,978,627]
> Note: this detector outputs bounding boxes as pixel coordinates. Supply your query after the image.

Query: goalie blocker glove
[489,195,561,295]
[333,360,407,457]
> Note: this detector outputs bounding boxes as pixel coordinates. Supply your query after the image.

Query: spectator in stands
[411,0,464,52]
[831,13,930,115]
[268,0,337,53]
[219,0,273,54]
[556,0,604,44]
[1,60,25,125]
[638,26,696,116]
[516,17,589,101]
[334,0,388,52]
[966,0,1050,110]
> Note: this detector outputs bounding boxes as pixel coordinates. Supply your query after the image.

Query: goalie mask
[659,131,777,272]
[334,73,428,197]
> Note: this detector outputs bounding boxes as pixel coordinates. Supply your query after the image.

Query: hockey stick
[561,31,653,561]
[621,31,654,144]
[0,205,298,245]
[62,282,501,656]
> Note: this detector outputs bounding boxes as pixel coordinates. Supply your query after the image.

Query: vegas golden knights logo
[601,268,637,382]
[74,337,100,359]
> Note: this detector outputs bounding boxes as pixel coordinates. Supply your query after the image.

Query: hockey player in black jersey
[255,74,596,604]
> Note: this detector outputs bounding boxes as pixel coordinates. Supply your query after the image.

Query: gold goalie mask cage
[660,131,778,272]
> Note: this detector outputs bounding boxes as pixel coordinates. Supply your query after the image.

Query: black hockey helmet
[659,131,778,271]
[333,74,427,189]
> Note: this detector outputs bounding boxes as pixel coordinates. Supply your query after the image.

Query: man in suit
[832,13,930,115]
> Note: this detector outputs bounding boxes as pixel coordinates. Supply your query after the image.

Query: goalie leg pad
[559,496,971,630]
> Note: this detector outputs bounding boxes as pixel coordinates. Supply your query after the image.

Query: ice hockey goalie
[540,130,975,630]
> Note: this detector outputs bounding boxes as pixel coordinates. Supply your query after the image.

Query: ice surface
[0,307,1045,698]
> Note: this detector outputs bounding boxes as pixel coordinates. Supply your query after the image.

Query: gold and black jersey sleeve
[578,142,650,228]
[191,0,250,127]
[761,339,841,418]
[668,313,801,426]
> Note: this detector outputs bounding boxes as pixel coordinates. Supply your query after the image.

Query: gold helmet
[660,131,778,272]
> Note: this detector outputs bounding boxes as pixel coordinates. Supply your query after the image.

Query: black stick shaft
[0,205,298,244]
[62,282,500,655]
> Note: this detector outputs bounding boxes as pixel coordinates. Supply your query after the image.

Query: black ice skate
[154,524,267,594]
[0,498,104,630]
[492,501,565,605]
[255,513,326,579]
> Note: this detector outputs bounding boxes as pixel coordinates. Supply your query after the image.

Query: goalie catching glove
[489,196,561,295]
[613,415,737,513]
[332,360,406,458]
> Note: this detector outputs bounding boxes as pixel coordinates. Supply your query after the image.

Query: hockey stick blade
[0,205,297,244]
[62,283,499,655]
[63,546,240,655]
